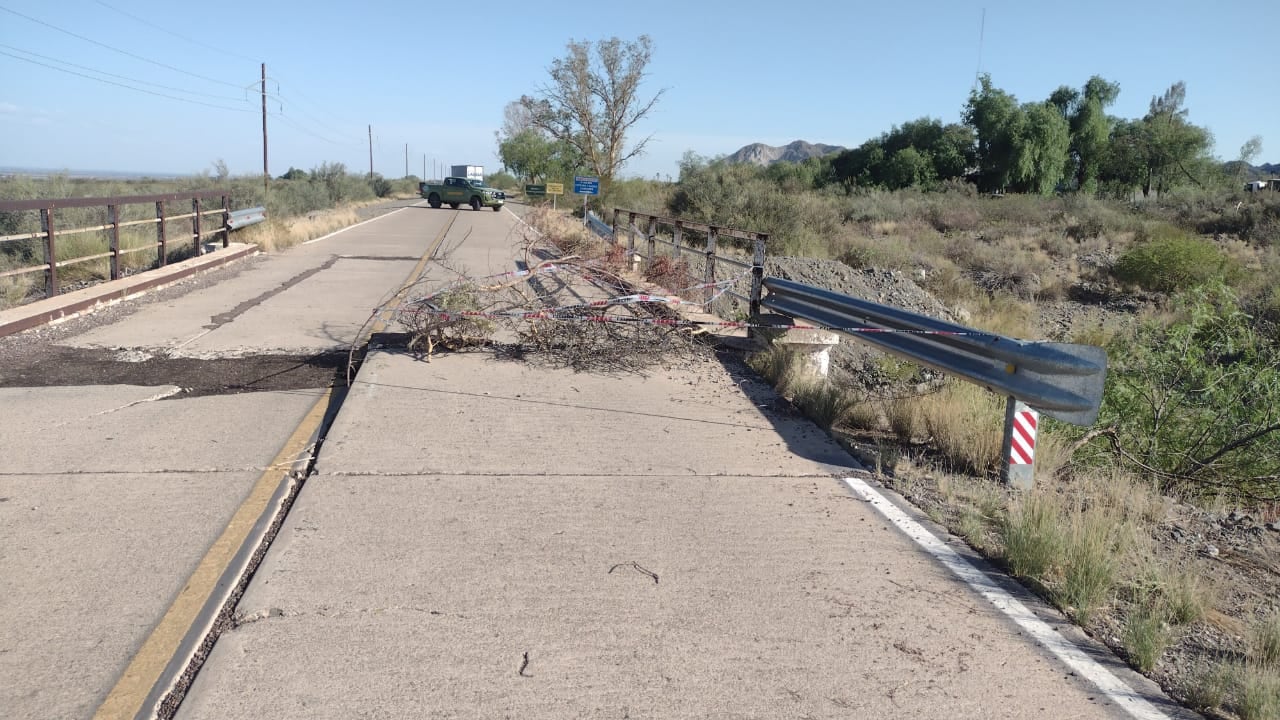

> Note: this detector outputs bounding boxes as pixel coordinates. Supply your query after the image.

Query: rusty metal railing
[0,190,233,299]
[609,208,768,317]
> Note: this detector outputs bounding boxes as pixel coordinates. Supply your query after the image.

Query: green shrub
[1112,229,1232,292]
[370,174,393,198]
[1095,283,1280,499]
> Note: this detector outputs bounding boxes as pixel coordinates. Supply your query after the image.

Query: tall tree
[1014,101,1071,195]
[1142,81,1211,197]
[1070,76,1121,192]
[497,100,536,143]
[498,129,574,183]
[1237,135,1264,181]
[520,36,665,188]
[964,75,1025,192]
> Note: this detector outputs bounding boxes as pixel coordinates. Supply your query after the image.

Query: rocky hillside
[727,140,845,166]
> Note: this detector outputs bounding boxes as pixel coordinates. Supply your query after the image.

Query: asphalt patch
[0,346,349,397]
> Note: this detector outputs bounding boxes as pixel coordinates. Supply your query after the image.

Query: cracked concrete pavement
[1,201,1179,719]
[0,200,475,719]
[173,206,1155,719]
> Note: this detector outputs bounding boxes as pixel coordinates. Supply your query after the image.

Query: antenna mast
[973,8,986,90]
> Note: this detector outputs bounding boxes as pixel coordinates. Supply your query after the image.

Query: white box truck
[450,165,484,183]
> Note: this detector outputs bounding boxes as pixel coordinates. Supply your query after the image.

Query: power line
[0,43,250,103]
[0,4,242,89]
[0,49,255,113]
[269,111,356,146]
[92,0,258,63]
[271,74,363,141]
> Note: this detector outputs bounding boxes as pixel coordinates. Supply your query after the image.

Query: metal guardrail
[593,209,1106,487]
[761,277,1107,427]
[227,206,266,230]
[0,191,265,301]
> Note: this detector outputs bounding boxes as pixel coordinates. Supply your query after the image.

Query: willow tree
[520,36,665,188]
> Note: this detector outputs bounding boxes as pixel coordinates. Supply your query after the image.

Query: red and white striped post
[1001,398,1039,490]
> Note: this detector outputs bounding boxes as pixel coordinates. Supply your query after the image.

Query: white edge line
[301,201,424,245]
[503,205,543,236]
[840,476,1171,720]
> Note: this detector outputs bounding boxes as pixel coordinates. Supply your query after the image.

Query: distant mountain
[1259,162,1279,175]
[726,140,846,166]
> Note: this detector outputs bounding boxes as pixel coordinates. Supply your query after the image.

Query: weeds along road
[2,200,1185,719]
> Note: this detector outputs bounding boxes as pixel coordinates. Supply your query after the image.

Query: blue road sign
[573,176,600,195]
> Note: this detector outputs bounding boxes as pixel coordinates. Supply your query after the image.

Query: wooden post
[192,197,202,255]
[627,212,636,258]
[705,226,719,305]
[156,200,168,267]
[750,233,767,318]
[611,208,619,239]
[673,222,683,260]
[646,216,656,267]
[40,207,57,298]
[108,204,120,280]
[221,194,231,248]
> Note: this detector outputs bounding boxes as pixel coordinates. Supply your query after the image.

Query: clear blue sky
[1,0,1276,180]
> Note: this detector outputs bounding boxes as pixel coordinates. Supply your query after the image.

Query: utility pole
[261,62,268,195]
[422,154,426,180]
[367,125,373,179]
[404,143,409,179]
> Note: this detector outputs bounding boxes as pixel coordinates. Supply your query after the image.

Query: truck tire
[470,197,482,211]
[449,203,459,210]
[428,193,441,209]
[492,205,501,212]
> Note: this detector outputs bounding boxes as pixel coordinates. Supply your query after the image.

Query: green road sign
[525,184,546,197]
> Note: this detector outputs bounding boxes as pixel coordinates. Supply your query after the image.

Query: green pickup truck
[419,177,504,211]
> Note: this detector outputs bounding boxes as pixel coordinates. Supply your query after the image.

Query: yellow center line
[93,389,330,720]
[93,209,457,720]
[370,211,456,335]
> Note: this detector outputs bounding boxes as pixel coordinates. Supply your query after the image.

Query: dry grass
[241,208,360,252]
[915,380,1005,476]
[1057,503,1122,624]
[1002,492,1066,579]
[749,345,862,429]
[1235,662,1280,720]
[1254,615,1280,669]
[1124,599,1172,672]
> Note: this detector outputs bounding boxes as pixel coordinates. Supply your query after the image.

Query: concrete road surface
[0,200,484,719]
[175,207,1171,719]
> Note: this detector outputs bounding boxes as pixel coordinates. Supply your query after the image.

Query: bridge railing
[607,208,768,317]
[0,190,258,301]
[600,208,1107,488]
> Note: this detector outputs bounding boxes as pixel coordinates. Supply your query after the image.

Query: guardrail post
[221,194,231,248]
[156,200,168,267]
[704,226,718,305]
[750,233,767,318]
[107,204,121,280]
[1001,398,1039,490]
[40,207,57,298]
[192,198,202,255]
[646,216,656,267]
